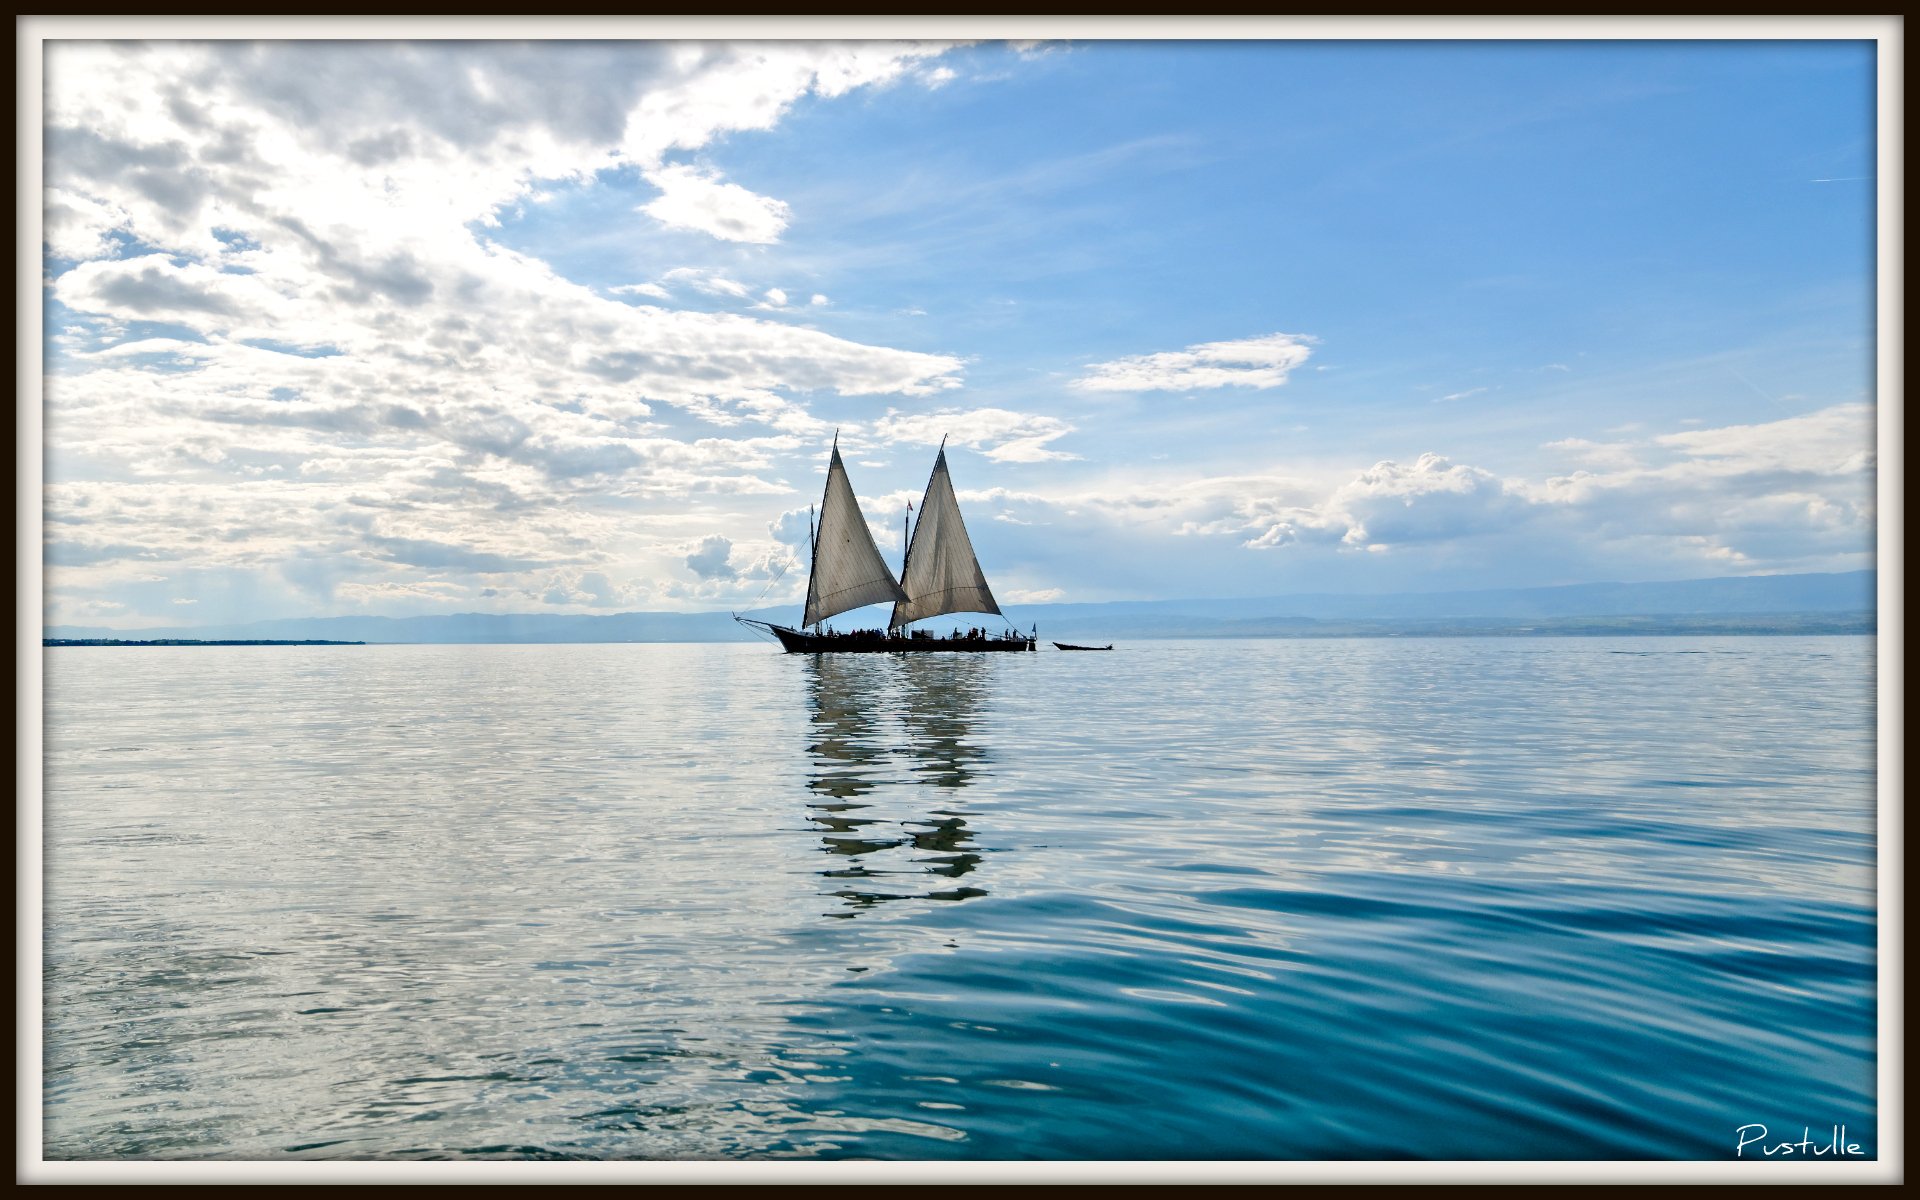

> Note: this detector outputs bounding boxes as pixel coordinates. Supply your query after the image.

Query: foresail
[804,445,909,627]
[890,448,1002,628]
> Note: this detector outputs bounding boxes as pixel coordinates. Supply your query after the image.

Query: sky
[36,35,1880,628]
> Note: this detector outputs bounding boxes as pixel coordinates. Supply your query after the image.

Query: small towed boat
[1052,642,1112,651]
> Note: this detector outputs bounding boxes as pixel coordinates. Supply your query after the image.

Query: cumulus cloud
[56,254,256,323]
[904,401,1874,597]
[44,188,128,261]
[39,40,972,625]
[537,569,643,609]
[1311,453,1527,550]
[1072,332,1316,393]
[684,533,738,580]
[1232,404,1874,569]
[770,507,815,551]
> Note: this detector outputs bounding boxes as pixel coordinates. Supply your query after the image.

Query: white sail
[803,443,909,627]
[890,446,1002,628]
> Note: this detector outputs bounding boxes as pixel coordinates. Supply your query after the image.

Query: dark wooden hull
[770,625,1034,653]
[1052,643,1112,651]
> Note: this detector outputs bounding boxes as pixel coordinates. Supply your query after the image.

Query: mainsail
[890,444,1002,629]
[803,441,909,628]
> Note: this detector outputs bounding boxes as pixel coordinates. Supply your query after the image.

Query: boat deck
[770,626,1034,653]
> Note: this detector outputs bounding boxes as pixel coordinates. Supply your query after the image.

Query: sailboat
[735,436,1037,653]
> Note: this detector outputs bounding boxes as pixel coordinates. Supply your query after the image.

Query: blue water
[40,638,1878,1160]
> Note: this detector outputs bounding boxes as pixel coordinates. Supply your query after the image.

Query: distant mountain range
[44,570,1875,644]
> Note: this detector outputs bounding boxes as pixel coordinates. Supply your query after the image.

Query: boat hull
[769,625,1034,653]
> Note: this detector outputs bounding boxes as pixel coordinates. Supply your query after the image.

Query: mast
[891,501,914,635]
[806,503,817,633]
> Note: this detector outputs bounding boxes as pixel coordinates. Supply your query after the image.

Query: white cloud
[769,507,814,552]
[336,579,476,610]
[1318,453,1526,549]
[547,569,642,609]
[55,254,289,330]
[1223,453,1519,552]
[684,533,737,580]
[1072,332,1316,393]
[868,407,1078,463]
[640,163,792,244]
[659,266,753,300]
[43,188,128,261]
[763,287,788,307]
[1649,404,1873,476]
[931,403,1873,592]
[611,281,671,300]
[1543,437,1640,470]
[619,42,951,166]
[39,40,973,626]
[1231,404,1875,569]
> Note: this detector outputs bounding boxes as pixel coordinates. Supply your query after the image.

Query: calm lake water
[41,638,1878,1161]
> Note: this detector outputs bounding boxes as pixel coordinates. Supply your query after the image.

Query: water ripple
[42,638,1877,1160]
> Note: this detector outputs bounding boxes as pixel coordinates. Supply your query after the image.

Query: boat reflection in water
[801,654,996,917]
